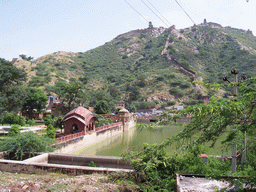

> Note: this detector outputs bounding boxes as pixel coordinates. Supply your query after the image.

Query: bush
[27,118,36,126]
[161,103,168,108]
[180,82,191,89]
[94,114,113,127]
[0,113,26,126]
[169,87,184,97]
[8,124,21,136]
[46,124,56,139]
[0,132,55,160]
[167,101,176,106]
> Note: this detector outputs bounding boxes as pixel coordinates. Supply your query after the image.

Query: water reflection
[74,126,230,156]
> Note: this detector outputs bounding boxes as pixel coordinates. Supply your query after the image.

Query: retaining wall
[55,123,123,154]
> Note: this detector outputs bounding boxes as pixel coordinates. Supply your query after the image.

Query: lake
[74,125,230,156]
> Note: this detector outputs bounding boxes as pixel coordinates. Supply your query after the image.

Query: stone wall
[0,158,131,176]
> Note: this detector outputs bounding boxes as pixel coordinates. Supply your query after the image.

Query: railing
[136,116,158,119]
[54,131,85,143]
[95,122,122,132]
[54,121,123,143]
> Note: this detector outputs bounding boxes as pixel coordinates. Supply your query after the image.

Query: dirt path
[0,171,137,192]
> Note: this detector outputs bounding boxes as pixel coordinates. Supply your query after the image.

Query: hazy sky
[1,0,255,61]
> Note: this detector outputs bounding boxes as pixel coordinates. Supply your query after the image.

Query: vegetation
[0,132,55,160]
[94,100,111,114]
[22,87,48,119]
[0,58,27,113]
[46,124,56,139]
[0,112,26,126]
[94,114,113,127]
[129,77,256,190]
[8,124,21,136]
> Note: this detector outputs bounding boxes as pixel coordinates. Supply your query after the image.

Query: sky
[1,0,255,61]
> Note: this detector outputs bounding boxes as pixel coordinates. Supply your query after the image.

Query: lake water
[74,126,230,156]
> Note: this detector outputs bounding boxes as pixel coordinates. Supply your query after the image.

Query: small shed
[62,106,98,135]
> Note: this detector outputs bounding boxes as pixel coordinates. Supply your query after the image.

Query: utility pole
[231,68,238,174]
[223,69,238,174]
[223,69,247,174]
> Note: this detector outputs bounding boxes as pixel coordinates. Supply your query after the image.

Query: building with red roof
[62,106,98,135]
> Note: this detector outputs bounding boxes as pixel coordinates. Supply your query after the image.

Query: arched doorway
[72,124,79,134]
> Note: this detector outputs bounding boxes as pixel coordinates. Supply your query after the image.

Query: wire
[141,0,169,27]
[174,0,196,25]
[146,0,172,26]
[124,0,149,23]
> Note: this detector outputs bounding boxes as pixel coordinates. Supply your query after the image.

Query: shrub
[180,82,191,89]
[8,124,21,136]
[169,87,184,97]
[0,112,25,126]
[0,132,55,160]
[161,103,168,108]
[167,101,176,106]
[46,124,56,139]
[94,114,113,127]
[27,118,36,126]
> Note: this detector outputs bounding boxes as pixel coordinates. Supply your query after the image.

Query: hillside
[14,20,256,107]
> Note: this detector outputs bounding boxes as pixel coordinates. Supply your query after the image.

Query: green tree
[166,77,256,188]
[0,132,55,160]
[94,100,111,114]
[19,54,33,61]
[55,80,84,111]
[22,87,48,119]
[0,58,27,113]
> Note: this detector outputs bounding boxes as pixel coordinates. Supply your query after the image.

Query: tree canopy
[0,58,27,113]
[53,80,85,111]
[22,87,48,119]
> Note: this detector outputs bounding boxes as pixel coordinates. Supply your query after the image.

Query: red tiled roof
[62,106,97,125]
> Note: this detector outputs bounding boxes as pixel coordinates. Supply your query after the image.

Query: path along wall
[54,122,124,154]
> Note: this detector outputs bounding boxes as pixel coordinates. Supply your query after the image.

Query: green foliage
[22,87,48,119]
[53,80,85,111]
[94,114,113,127]
[126,102,137,113]
[19,54,33,61]
[167,100,176,106]
[8,124,21,136]
[27,118,36,126]
[46,124,56,139]
[123,144,230,191]
[0,132,55,160]
[133,101,156,109]
[44,115,63,129]
[94,100,111,114]
[0,58,27,113]
[169,87,184,97]
[163,77,256,189]
[183,99,204,106]
[88,161,98,167]
[0,112,26,126]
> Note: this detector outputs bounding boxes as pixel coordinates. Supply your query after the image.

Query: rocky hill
[13,20,256,106]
